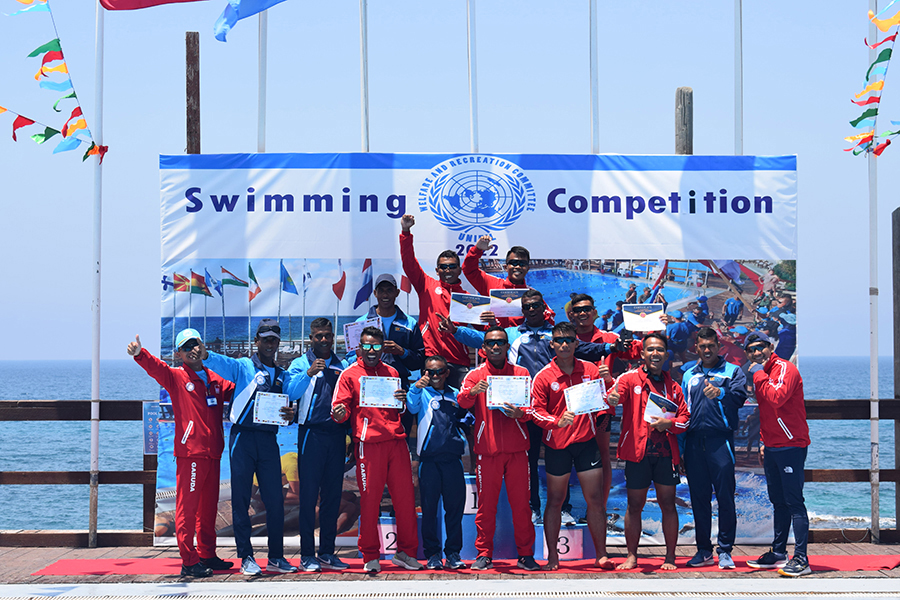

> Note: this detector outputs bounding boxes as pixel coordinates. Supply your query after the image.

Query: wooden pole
[186,32,200,154]
[675,87,693,155]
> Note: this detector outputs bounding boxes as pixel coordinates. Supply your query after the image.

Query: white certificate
[359,376,402,409]
[449,293,492,325]
[344,316,382,352]
[563,379,609,415]
[489,289,527,318]
[622,303,666,332]
[486,376,531,409]
[643,392,678,423]
[253,392,290,426]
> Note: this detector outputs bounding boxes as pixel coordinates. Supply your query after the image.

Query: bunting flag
[851,95,882,106]
[27,38,60,57]
[173,273,190,292]
[100,0,207,9]
[190,271,213,296]
[214,0,289,42]
[869,8,900,32]
[31,126,59,144]
[53,91,75,112]
[7,1,49,16]
[61,107,84,137]
[874,138,893,155]
[866,48,893,81]
[855,80,884,98]
[51,136,81,154]
[332,259,346,301]
[248,263,262,301]
[868,32,898,48]
[353,259,373,309]
[39,79,72,92]
[280,260,298,295]
[221,267,248,286]
[11,115,34,141]
[850,108,879,127]
[82,142,109,163]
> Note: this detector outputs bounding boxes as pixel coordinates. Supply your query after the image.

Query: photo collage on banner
[155,153,797,552]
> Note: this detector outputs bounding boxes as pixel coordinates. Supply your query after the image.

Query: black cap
[374,273,397,289]
[744,332,773,350]
[256,318,281,339]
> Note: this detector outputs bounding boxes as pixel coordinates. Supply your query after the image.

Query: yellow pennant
[869,9,900,32]
[855,80,885,98]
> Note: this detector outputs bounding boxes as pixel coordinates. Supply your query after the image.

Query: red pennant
[41,50,64,67]
[61,106,84,137]
[851,95,882,106]
[12,115,34,141]
[866,33,898,49]
[874,138,892,156]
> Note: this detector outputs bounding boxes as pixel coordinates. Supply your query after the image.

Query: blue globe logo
[424,159,531,235]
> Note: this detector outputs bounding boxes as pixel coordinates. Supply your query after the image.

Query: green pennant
[27,38,61,58]
[82,142,96,162]
[866,48,893,81]
[31,127,60,145]
[850,108,879,127]
[52,91,76,112]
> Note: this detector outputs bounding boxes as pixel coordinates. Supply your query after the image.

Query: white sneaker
[240,556,261,576]
[560,510,576,525]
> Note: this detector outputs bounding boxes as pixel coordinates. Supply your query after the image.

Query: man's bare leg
[542,473,569,570]
[616,487,648,570]
[656,483,679,570]
[576,468,614,569]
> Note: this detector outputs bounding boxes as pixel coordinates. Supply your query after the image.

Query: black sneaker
[199,556,233,571]
[517,555,540,571]
[778,557,811,577]
[471,555,493,570]
[746,550,788,570]
[181,563,213,577]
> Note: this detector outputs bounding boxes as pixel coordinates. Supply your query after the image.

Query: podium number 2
[384,531,397,551]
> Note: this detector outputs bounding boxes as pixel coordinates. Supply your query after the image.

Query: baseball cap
[744,332,773,349]
[668,310,683,319]
[256,318,281,339]
[374,273,398,289]
[175,328,202,351]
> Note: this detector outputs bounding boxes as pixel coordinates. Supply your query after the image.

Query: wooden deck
[1,542,898,585]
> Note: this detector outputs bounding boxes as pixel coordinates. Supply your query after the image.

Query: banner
[155,153,798,553]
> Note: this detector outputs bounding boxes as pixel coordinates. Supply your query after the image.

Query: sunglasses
[746,345,767,353]
[483,339,508,347]
[312,332,334,340]
[437,263,459,271]
[570,305,594,314]
[426,367,448,376]
[359,343,383,351]
[552,336,576,345]
[507,259,528,267]
[522,302,543,311]
[179,340,200,353]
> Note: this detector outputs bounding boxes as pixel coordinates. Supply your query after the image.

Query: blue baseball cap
[669,310,683,319]
[175,328,202,351]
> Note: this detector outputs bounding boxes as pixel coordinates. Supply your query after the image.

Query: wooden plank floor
[3,543,899,585]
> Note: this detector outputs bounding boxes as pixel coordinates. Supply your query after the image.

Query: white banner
[160,153,797,266]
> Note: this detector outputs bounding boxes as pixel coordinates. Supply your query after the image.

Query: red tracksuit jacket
[577,325,643,375]
[458,361,531,455]
[530,358,613,449]
[332,361,406,443]
[753,354,810,448]
[614,367,689,464]
[400,231,472,366]
[134,348,232,458]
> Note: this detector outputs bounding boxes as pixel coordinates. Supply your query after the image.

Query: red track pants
[174,456,220,565]
[474,451,535,557]
[355,438,418,562]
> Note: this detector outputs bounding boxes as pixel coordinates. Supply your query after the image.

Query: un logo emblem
[419,156,536,237]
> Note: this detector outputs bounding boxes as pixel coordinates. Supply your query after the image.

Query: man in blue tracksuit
[202,318,299,576]
[406,355,468,570]
[722,293,744,327]
[284,317,350,572]
[680,327,748,570]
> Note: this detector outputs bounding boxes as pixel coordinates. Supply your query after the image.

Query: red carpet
[32,554,900,576]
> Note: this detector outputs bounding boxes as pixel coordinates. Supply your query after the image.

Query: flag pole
[88,0,105,549]
[359,0,369,151]
[248,262,252,353]
[589,0,599,153]
[172,276,177,359]
[189,281,193,329]
[302,259,307,351]
[278,261,283,327]
[734,0,743,155]
[466,0,478,152]
[258,11,267,152]
[204,290,208,340]
[221,286,226,353]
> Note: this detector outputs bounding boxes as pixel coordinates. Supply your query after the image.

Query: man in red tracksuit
[331,326,424,574]
[567,293,643,377]
[531,322,616,571]
[399,214,472,388]
[612,332,689,571]
[127,330,235,577]
[462,235,554,328]
[457,326,539,571]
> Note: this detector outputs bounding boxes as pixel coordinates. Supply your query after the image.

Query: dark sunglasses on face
[359,343,383,351]
[570,305,594,314]
[746,345,766,353]
[507,259,528,267]
[180,340,200,353]
[484,339,508,348]
[312,332,334,340]
[552,336,576,345]
[522,302,543,311]
[437,263,459,271]
[426,368,448,376]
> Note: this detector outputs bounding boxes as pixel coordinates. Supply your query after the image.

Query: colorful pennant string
[869,8,900,32]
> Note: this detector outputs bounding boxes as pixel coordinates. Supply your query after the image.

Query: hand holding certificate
[563,379,609,415]
[449,293,492,325]
[643,392,678,427]
[486,376,531,409]
[623,303,666,332]
[359,376,403,409]
[254,392,291,426]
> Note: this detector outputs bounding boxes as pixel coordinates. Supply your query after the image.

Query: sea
[0,356,895,532]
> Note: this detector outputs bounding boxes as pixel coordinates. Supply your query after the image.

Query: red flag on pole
[400,275,412,294]
[333,272,347,300]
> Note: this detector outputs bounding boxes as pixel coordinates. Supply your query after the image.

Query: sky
[0,0,896,360]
